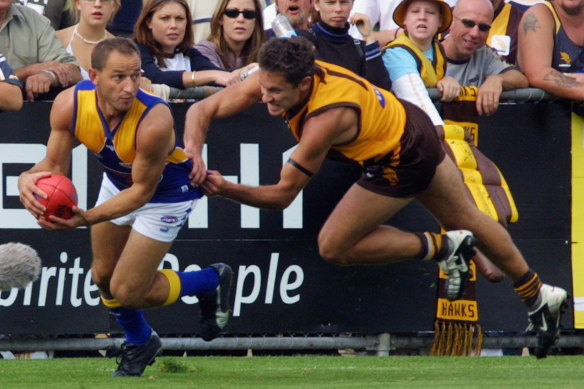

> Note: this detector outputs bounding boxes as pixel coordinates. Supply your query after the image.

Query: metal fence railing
[1,333,583,356]
[427,87,558,103]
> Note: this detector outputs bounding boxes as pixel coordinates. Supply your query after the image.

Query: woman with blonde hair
[56,0,121,80]
[195,0,265,69]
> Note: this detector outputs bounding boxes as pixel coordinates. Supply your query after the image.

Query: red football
[35,175,78,220]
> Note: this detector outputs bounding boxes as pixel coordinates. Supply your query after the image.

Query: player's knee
[318,231,345,265]
[110,283,146,308]
[318,237,351,266]
[91,267,111,293]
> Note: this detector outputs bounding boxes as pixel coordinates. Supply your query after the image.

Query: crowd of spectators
[0,0,580,112]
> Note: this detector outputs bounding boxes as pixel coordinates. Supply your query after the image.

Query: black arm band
[287,158,314,177]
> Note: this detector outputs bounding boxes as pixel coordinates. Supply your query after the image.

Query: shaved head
[452,0,494,20]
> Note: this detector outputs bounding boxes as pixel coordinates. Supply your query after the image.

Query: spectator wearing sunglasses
[194,0,266,70]
[441,0,527,116]
[134,0,239,92]
[188,0,268,45]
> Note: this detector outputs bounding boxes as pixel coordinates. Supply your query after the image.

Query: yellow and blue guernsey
[72,80,202,203]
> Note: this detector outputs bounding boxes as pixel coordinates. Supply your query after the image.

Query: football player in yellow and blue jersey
[18,38,233,377]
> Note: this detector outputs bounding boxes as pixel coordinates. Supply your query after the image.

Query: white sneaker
[437,230,477,301]
[527,284,568,358]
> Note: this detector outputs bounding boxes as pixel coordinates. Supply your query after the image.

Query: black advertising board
[0,100,573,336]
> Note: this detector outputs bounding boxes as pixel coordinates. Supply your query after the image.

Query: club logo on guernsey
[160,216,179,223]
[373,87,385,108]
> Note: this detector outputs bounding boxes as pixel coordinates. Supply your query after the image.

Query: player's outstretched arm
[201,160,312,210]
[184,72,262,186]
[201,107,355,210]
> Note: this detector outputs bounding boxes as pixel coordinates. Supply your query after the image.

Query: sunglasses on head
[454,16,491,32]
[223,9,258,19]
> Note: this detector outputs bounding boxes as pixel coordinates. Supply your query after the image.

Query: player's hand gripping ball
[35,175,78,219]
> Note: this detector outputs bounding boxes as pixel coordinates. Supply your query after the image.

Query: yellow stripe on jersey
[75,89,106,154]
[487,3,512,44]
[166,147,190,164]
[543,1,561,34]
[112,100,146,163]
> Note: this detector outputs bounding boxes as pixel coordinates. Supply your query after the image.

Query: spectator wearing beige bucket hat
[381,0,459,125]
[393,0,452,35]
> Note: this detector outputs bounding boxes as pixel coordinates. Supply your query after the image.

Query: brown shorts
[357,99,445,198]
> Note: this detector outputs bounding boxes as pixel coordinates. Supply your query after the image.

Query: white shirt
[349,0,458,39]
[349,0,401,39]
[161,53,191,72]
[263,3,277,30]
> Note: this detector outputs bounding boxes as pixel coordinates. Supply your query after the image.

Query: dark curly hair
[259,37,316,86]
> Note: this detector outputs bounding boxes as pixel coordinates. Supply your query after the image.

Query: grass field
[1,355,584,388]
